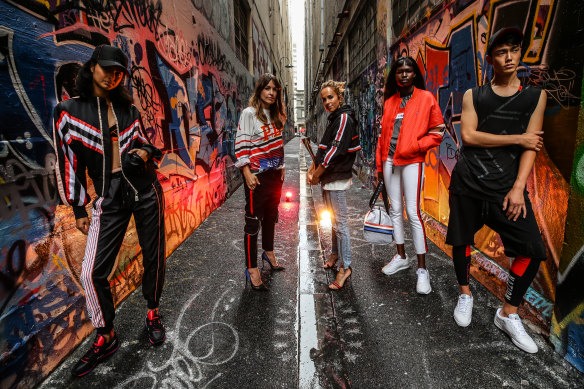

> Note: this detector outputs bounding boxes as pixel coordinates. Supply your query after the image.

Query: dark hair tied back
[383,56,426,101]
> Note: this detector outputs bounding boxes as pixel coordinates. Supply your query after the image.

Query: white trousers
[382,158,428,254]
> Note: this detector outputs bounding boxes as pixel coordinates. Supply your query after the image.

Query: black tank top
[449,83,541,201]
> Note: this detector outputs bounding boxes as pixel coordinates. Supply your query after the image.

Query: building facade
[304,0,584,372]
[292,42,306,129]
[0,1,293,387]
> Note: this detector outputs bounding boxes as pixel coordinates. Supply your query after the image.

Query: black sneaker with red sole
[146,309,166,345]
[71,333,119,377]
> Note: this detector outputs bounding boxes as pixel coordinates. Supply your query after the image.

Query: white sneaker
[416,268,432,294]
[494,308,538,353]
[453,294,473,327]
[381,254,410,275]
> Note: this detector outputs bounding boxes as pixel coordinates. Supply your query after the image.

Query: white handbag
[363,180,394,245]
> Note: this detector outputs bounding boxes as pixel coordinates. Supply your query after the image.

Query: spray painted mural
[386,0,583,371]
[551,73,584,372]
[347,62,384,186]
[0,0,279,387]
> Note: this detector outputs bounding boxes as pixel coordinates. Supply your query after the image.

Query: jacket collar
[390,86,420,102]
[328,104,355,122]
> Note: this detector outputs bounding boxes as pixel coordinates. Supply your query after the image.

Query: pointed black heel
[244,268,268,291]
[262,252,285,271]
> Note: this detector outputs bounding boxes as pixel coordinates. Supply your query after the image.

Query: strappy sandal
[323,254,339,269]
[329,267,352,290]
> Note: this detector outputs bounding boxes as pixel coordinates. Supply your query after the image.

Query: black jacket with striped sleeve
[52,96,162,219]
[315,104,360,185]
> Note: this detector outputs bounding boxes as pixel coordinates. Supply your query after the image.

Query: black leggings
[452,245,540,307]
[243,169,283,268]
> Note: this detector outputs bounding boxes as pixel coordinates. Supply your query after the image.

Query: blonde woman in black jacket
[308,80,360,290]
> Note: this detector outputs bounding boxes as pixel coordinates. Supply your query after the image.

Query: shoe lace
[457,296,470,313]
[391,255,403,265]
[510,316,528,337]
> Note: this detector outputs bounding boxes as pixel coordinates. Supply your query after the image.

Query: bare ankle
[501,304,518,317]
[459,286,471,296]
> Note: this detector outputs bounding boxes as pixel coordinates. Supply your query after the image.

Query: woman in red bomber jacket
[376,56,444,294]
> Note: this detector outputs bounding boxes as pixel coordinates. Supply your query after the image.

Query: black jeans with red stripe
[243,169,283,268]
[81,172,165,334]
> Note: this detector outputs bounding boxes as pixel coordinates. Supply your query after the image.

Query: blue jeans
[323,189,352,270]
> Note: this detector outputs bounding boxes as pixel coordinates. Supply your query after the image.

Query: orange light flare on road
[319,210,331,227]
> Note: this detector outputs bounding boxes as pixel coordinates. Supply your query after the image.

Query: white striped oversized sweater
[234,107,284,173]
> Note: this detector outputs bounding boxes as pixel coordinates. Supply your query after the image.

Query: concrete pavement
[41,137,583,388]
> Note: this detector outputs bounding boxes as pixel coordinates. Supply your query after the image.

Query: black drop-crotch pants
[81,172,165,334]
[243,169,283,268]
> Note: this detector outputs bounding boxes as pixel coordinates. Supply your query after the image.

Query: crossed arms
[460,88,547,221]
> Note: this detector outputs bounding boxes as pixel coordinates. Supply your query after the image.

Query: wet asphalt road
[41,137,583,388]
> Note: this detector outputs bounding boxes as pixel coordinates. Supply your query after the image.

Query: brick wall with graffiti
[550,70,584,372]
[374,0,583,372]
[0,1,282,387]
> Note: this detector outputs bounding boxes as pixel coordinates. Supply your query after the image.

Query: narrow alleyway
[41,138,583,388]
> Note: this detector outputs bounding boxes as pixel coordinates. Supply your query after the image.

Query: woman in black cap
[53,44,166,376]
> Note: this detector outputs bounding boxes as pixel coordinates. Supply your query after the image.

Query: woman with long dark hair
[53,45,166,376]
[235,73,287,291]
[376,56,444,294]
[308,80,360,290]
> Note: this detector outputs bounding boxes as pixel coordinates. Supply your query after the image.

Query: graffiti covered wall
[348,1,390,187]
[346,62,382,186]
[0,0,278,387]
[550,69,584,372]
[383,0,583,371]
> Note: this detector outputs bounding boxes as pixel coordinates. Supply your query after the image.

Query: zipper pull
[134,190,139,201]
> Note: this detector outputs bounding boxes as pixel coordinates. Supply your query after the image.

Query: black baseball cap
[486,27,523,56]
[91,44,129,73]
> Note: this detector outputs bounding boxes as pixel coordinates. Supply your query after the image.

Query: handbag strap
[369,180,390,213]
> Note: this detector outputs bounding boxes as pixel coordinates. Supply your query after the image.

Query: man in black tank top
[445,27,547,353]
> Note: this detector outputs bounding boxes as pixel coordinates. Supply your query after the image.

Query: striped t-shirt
[234,107,284,173]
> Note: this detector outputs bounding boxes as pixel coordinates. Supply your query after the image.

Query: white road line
[297,146,323,389]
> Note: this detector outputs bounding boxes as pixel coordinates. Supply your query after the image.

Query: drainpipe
[320,0,324,52]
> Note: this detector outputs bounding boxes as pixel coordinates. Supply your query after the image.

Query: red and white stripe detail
[57,112,103,152]
[62,129,103,153]
[119,120,146,153]
[415,162,428,252]
[247,189,254,268]
[236,138,283,159]
[55,112,99,206]
[364,221,394,231]
[81,197,106,328]
[322,113,347,168]
[57,111,101,136]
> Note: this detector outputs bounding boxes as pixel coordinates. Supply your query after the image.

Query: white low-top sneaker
[494,308,538,353]
[416,268,432,294]
[453,294,473,327]
[381,254,410,275]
